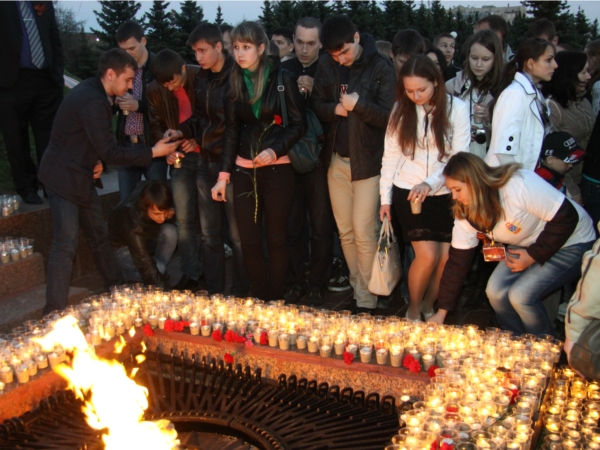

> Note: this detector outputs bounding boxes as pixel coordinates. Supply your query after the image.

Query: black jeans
[287,162,333,288]
[0,69,62,196]
[233,164,296,300]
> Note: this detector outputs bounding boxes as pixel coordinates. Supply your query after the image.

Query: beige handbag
[368,217,402,296]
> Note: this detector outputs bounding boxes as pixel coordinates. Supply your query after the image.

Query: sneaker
[302,287,327,306]
[284,284,306,303]
[328,274,351,292]
[171,275,199,291]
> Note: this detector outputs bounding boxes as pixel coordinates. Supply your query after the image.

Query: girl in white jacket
[486,38,557,170]
[380,55,470,321]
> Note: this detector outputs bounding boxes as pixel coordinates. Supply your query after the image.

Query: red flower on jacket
[143,323,154,337]
[402,354,421,373]
[212,329,222,342]
[343,351,354,365]
[273,115,283,126]
[224,353,234,364]
[34,3,47,16]
[164,319,175,333]
[260,331,268,346]
[428,365,440,378]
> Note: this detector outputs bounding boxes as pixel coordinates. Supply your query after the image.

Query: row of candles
[0,195,20,217]
[383,366,599,450]
[0,237,34,264]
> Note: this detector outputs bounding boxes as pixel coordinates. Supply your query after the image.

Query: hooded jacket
[311,33,396,181]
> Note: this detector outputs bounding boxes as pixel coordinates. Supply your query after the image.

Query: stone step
[0,253,45,298]
[0,284,89,334]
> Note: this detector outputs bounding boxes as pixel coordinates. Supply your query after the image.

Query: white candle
[278,334,290,350]
[334,339,345,355]
[201,325,211,336]
[422,353,434,370]
[134,317,143,328]
[296,335,307,349]
[148,314,158,327]
[346,344,358,356]
[320,344,332,358]
[308,337,319,353]
[158,317,167,330]
[48,352,62,369]
[10,249,20,261]
[16,365,29,384]
[376,348,388,365]
[27,360,37,377]
[36,354,48,370]
[189,322,200,335]
[360,346,372,363]
[0,366,13,384]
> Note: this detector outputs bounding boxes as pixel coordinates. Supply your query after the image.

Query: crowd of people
[3,4,600,368]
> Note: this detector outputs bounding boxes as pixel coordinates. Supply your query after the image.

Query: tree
[592,19,599,41]
[55,3,86,74]
[506,12,530,51]
[382,1,414,41]
[523,1,568,22]
[413,0,433,40]
[75,27,100,79]
[274,1,299,32]
[259,1,278,36]
[574,7,591,49]
[344,1,375,36]
[91,1,141,49]
[215,5,224,25]
[172,1,204,62]
[430,1,447,37]
[143,1,177,53]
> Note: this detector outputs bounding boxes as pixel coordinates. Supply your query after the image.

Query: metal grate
[0,350,400,450]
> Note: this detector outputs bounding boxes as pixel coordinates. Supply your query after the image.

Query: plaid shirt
[124,67,145,136]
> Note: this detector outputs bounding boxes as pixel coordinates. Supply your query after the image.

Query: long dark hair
[389,55,450,161]
[229,21,269,105]
[497,38,556,96]
[443,153,521,232]
[462,30,504,100]
[541,51,587,108]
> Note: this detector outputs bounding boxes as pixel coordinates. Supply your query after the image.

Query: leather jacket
[311,33,396,181]
[146,64,200,145]
[114,51,155,144]
[221,57,307,173]
[179,52,235,163]
[108,181,172,289]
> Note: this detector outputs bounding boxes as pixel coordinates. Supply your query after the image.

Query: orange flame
[34,316,179,450]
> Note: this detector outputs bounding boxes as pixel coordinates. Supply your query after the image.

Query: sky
[60,0,600,32]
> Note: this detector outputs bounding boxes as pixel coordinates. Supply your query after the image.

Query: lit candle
[16,365,29,384]
[48,352,62,369]
[296,335,307,349]
[422,353,434,370]
[201,325,211,336]
[334,338,345,355]
[36,354,48,370]
[0,366,13,384]
[360,346,372,363]
[376,348,388,365]
[189,322,200,335]
[308,336,319,353]
[346,343,358,356]
[279,333,290,351]
[27,360,37,377]
[320,344,332,358]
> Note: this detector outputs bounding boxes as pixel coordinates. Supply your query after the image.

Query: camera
[471,127,487,145]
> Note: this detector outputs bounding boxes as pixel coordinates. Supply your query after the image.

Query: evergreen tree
[382,1,410,41]
[315,1,334,23]
[172,1,204,62]
[294,1,327,23]
[414,0,433,40]
[92,1,141,49]
[55,3,86,74]
[331,0,348,15]
[144,1,177,53]
[75,26,100,79]
[506,12,530,51]
[523,1,568,21]
[430,1,447,37]
[274,1,299,32]
[574,6,591,49]
[259,1,279,35]
[344,1,374,36]
[215,6,224,25]
[592,19,599,41]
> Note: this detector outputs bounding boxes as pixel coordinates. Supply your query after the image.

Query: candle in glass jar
[376,348,388,365]
[189,322,200,335]
[16,365,29,384]
[116,321,125,335]
[36,354,48,370]
[422,353,434,370]
[48,352,62,369]
[27,360,37,377]
[148,314,158,327]
[105,322,116,339]
[296,335,307,349]
[334,338,345,355]
[278,334,290,350]
[308,336,319,353]
[158,317,167,330]
[268,330,278,347]
[360,346,372,363]
[346,344,357,356]
[390,345,402,367]
[134,317,143,328]
[320,344,331,358]
[11,249,20,261]
[0,251,9,264]
[0,366,13,383]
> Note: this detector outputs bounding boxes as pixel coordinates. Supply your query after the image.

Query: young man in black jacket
[38,49,178,314]
[166,23,249,296]
[115,21,167,201]
[312,16,396,314]
[109,181,177,289]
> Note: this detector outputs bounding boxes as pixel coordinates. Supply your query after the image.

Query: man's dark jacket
[179,52,235,163]
[146,65,201,145]
[221,57,307,173]
[0,1,64,88]
[108,181,171,289]
[114,51,155,145]
[38,77,152,207]
[311,33,396,181]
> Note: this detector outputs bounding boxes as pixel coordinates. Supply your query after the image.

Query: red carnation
[431,440,438,450]
[225,329,236,342]
[164,319,175,333]
[143,323,154,337]
[235,334,247,343]
[428,365,439,378]
[173,321,185,332]
[343,351,354,365]
[403,354,421,373]
[212,329,223,342]
[260,331,268,346]
[224,353,234,364]
[273,115,283,126]
[509,388,519,405]
[440,443,454,450]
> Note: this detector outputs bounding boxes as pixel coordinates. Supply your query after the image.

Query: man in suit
[0,1,64,204]
[38,49,178,314]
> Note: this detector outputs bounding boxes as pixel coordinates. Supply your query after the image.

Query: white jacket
[485,71,546,170]
[380,95,470,205]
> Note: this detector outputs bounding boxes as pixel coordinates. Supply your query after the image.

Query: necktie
[18,1,46,69]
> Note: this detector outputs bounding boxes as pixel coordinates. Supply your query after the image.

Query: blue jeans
[486,242,594,336]
[582,177,600,237]
[114,224,177,282]
[170,152,200,280]
[45,188,122,314]
[196,158,249,295]
[117,141,167,202]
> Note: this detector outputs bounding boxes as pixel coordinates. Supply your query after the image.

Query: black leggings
[233,164,296,300]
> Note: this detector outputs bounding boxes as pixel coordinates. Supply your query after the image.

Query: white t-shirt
[451,170,596,250]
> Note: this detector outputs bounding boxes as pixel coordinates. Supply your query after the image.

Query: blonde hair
[230,21,269,105]
[443,153,521,231]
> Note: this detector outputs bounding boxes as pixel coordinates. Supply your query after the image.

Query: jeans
[170,152,200,280]
[288,162,334,289]
[233,164,296,300]
[486,241,594,336]
[114,224,177,282]
[328,153,380,308]
[197,158,249,295]
[117,140,168,201]
[45,188,122,314]
[582,177,600,237]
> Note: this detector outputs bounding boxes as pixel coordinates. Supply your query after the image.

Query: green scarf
[242,61,271,119]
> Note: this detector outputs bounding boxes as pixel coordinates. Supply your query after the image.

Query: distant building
[450,4,527,23]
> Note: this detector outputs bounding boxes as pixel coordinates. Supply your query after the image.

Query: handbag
[570,319,600,381]
[368,216,402,296]
[277,70,323,174]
